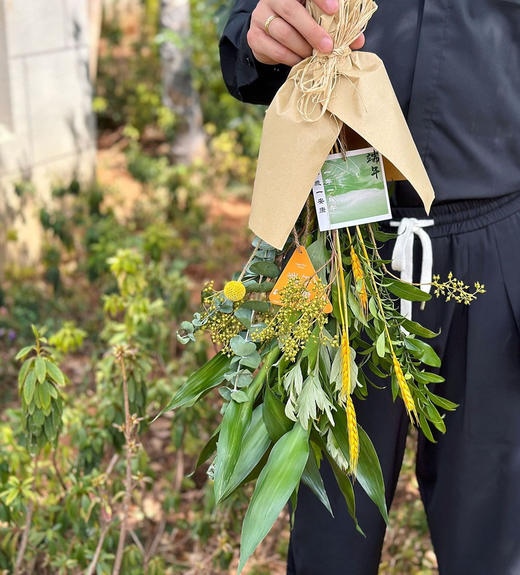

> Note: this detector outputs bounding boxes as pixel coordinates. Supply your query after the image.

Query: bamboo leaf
[238,423,309,574]
[214,399,253,502]
[331,410,388,524]
[327,454,364,535]
[358,426,389,524]
[192,427,220,474]
[162,353,231,413]
[221,405,272,500]
[263,385,292,442]
[301,449,333,517]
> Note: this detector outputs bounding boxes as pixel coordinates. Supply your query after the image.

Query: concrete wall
[0,0,96,264]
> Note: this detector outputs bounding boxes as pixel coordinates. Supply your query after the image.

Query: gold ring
[264,15,278,37]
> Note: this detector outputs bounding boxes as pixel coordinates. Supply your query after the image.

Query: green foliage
[16,326,66,452]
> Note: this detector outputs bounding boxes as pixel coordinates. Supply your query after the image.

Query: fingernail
[326,0,338,12]
[319,36,333,52]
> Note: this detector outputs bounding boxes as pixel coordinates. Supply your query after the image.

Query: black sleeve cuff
[219,12,290,105]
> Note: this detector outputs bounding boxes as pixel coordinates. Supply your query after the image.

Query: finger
[247,25,302,66]
[270,0,333,53]
[350,33,365,50]
[309,0,338,15]
[252,10,312,59]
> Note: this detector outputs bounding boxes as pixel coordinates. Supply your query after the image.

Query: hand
[247,0,365,67]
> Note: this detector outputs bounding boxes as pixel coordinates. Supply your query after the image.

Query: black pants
[287,193,520,575]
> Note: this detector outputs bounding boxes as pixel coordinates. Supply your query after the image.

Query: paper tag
[269,246,333,313]
[312,147,392,231]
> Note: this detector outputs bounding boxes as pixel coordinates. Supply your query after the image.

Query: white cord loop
[390,217,435,322]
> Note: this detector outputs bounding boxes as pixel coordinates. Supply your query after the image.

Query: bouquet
[164,0,485,572]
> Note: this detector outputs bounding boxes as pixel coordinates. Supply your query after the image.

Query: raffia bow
[249,0,435,250]
[294,0,377,121]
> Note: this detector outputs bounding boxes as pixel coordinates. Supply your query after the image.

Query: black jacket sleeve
[219,0,291,105]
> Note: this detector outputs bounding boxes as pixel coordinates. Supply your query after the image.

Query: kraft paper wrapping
[249,0,435,250]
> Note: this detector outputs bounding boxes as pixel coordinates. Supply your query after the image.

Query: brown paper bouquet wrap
[249,0,435,249]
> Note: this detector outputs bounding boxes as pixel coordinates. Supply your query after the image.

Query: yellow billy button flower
[223,280,246,302]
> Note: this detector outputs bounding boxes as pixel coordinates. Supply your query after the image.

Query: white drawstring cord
[389,217,435,322]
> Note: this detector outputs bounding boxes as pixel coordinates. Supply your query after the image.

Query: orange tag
[269,246,333,313]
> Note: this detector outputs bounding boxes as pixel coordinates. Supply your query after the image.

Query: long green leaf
[214,398,253,502]
[221,405,272,500]
[190,426,220,475]
[35,356,46,384]
[263,385,292,442]
[384,278,431,302]
[214,348,280,502]
[331,410,388,524]
[301,448,333,517]
[163,353,230,413]
[358,426,389,524]
[326,454,364,535]
[238,423,309,574]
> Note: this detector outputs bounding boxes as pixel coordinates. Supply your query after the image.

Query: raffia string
[293,0,378,121]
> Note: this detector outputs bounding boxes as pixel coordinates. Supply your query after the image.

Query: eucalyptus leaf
[234,308,252,328]
[230,336,257,358]
[249,261,280,278]
[240,301,270,312]
[245,281,276,293]
[231,390,249,403]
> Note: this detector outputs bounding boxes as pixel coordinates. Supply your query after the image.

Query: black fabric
[287,192,520,575]
[219,0,520,205]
